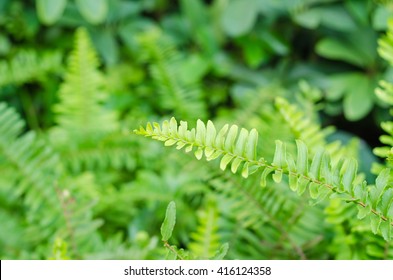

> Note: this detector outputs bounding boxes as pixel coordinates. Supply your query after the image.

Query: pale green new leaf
[206,121,216,147]
[224,125,238,152]
[341,158,358,194]
[246,129,258,160]
[234,128,248,156]
[220,154,233,171]
[196,119,206,146]
[296,140,308,175]
[309,148,324,179]
[215,124,229,149]
[370,168,390,209]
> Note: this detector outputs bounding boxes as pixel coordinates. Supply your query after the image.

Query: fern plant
[50,27,135,172]
[0,102,103,259]
[137,28,207,121]
[374,19,393,169]
[52,28,118,141]
[0,49,62,87]
[134,117,393,241]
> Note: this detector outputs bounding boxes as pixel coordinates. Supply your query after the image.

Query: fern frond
[378,19,393,67]
[54,175,104,257]
[138,29,207,120]
[0,103,59,210]
[0,209,26,257]
[275,97,352,160]
[188,201,221,259]
[325,198,393,259]
[0,102,103,258]
[275,96,332,148]
[374,19,393,162]
[134,117,393,240]
[0,102,65,256]
[59,133,136,172]
[0,49,62,87]
[212,173,328,259]
[52,28,118,140]
[49,28,137,172]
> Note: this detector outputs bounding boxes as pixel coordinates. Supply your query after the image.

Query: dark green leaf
[316,39,366,67]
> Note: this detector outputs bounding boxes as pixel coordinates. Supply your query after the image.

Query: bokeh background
[1,0,393,259]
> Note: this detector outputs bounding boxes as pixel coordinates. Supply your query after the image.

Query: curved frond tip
[134,118,260,178]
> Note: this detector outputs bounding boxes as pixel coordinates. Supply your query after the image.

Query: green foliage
[0,49,62,87]
[375,19,393,165]
[0,102,103,259]
[75,0,108,25]
[36,0,67,25]
[160,201,228,260]
[51,28,134,172]
[48,238,70,260]
[161,201,176,242]
[52,28,118,139]
[188,200,222,259]
[134,117,393,241]
[137,28,207,121]
[2,0,393,260]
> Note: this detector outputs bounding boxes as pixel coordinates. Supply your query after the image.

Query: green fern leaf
[189,202,221,259]
[0,49,62,87]
[52,28,118,140]
[135,117,393,240]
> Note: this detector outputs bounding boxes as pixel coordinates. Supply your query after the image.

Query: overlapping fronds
[212,174,328,259]
[325,198,393,259]
[0,103,59,210]
[50,28,135,172]
[135,117,393,240]
[275,97,356,162]
[138,29,207,121]
[0,103,103,258]
[53,174,104,257]
[52,28,118,140]
[60,133,136,173]
[275,97,332,149]
[0,102,63,254]
[0,49,62,87]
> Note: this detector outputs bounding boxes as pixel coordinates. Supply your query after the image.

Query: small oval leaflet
[161,201,176,242]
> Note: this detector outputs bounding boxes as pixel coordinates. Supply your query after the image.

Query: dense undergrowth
[1,0,393,260]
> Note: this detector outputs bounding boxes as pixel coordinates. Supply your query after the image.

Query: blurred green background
[1,0,393,260]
